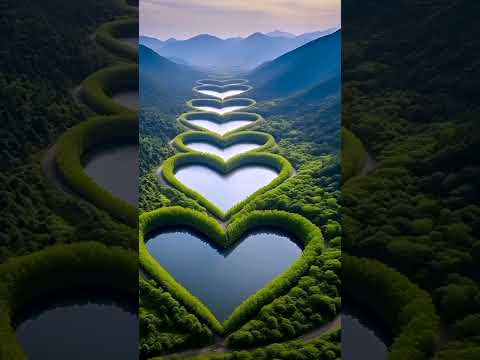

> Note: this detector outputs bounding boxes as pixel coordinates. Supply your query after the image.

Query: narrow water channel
[146,228,302,321]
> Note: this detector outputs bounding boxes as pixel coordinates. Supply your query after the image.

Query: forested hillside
[249,31,340,99]
[343,0,480,358]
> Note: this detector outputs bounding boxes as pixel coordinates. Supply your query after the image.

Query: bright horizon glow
[140,0,341,40]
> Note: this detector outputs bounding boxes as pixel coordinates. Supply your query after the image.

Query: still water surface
[147,228,302,320]
[342,301,390,360]
[185,142,260,160]
[16,297,138,360]
[192,105,247,115]
[197,89,246,100]
[174,164,278,212]
[84,144,138,205]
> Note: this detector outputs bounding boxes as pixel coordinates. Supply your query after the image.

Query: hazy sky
[140,0,341,40]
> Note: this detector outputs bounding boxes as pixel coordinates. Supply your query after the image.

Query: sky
[140,0,341,40]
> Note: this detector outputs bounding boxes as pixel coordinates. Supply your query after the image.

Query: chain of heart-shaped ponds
[141,76,319,335]
[160,77,295,221]
[50,2,139,227]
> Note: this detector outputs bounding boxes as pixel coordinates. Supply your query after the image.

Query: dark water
[185,141,260,160]
[16,296,138,360]
[187,119,254,135]
[342,301,390,360]
[83,144,138,205]
[174,164,278,212]
[147,228,302,321]
[112,90,138,110]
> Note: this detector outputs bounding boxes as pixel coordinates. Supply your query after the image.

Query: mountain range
[249,30,341,99]
[139,28,339,71]
[139,45,204,109]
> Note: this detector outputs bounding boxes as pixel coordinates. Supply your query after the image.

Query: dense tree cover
[140,277,213,357]
[0,0,136,263]
[178,331,340,360]
[343,0,480,356]
[1,0,121,168]
[228,247,340,347]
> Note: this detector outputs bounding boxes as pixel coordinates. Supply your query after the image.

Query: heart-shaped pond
[15,295,138,360]
[185,141,261,160]
[146,227,302,321]
[83,143,138,205]
[195,85,251,100]
[187,119,254,135]
[174,164,278,212]
[190,99,254,115]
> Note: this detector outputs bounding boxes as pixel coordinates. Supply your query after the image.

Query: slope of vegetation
[343,0,480,357]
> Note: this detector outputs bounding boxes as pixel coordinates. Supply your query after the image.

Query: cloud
[140,0,340,39]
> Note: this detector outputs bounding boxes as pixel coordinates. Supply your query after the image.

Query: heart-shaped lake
[196,89,246,100]
[190,99,254,115]
[174,164,278,212]
[146,227,302,321]
[194,84,251,100]
[186,119,254,135]
[185,141,261,160]
[83,143,138,205]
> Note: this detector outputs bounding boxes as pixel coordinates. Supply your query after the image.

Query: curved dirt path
[159,315,341,360]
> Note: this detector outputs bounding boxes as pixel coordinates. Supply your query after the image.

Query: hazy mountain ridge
[140,28,339,71]
[139,45,204,110]
[249,30,341,99]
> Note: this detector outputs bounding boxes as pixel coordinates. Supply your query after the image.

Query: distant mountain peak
[246,32,268,40]
[266,30,296,38]
[188,34,222,42]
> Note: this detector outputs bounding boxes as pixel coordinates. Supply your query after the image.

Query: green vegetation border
[80,63,138,115]
[192,84,253,99]
[178,111,263,135]
[160,152,293,220]
[0,242,137,360]
[95,18,138,62]
[113,0,138,14]
[55,114,137,227]
[344,255,440,360]
[196,79,249,86]
[139,207,324,334]
[187,98,256,113]
[172,131,276,155]
[342,128,367,181]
